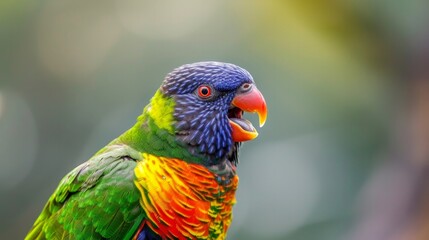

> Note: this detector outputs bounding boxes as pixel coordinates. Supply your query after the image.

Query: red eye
[197,85,212,98]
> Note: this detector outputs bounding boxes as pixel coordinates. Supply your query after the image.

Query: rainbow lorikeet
[25,61,267,240]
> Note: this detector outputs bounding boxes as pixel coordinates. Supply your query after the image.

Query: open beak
[228,85,267,142]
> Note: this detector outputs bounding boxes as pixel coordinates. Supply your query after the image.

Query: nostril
[240,83,253,93]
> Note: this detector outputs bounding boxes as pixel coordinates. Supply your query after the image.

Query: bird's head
[143,62,267,168]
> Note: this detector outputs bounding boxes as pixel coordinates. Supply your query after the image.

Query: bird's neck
[113,90,236,176]
[114,91,195,161]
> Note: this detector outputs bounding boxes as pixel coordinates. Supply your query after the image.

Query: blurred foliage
[1,0,428,239]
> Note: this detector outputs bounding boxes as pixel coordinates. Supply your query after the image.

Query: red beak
[229,86,267,142]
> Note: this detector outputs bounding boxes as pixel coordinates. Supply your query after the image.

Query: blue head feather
[160,61,253,166]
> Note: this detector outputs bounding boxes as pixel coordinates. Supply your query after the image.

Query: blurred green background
[2,0,429,239]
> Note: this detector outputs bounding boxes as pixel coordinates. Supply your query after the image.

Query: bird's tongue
[229,118,255,132]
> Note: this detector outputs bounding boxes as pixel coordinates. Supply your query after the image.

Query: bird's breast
[134,153,239,240]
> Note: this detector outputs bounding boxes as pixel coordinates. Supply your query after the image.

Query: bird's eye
[197,85,212,99]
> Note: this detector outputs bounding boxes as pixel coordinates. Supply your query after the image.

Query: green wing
[25,145,145,240]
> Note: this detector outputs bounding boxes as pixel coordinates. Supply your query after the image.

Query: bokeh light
[0,90,37,190]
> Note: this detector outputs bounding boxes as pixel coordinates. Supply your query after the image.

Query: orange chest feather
[134,154,239,240]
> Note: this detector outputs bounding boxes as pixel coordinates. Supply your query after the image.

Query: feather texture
[134,153,238,240]
[25,62,265,240]
[25,145,145,240]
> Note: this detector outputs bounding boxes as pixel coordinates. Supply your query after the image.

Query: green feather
[26,90,208,240]
[146,90,175,133]
[116,91,206,164]
[25,145,145,240]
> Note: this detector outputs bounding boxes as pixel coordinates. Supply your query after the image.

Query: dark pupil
[201,88,209,95]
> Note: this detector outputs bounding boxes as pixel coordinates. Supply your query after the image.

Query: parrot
[25,61,267,240]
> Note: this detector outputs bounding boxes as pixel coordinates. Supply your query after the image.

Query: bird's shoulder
[25,144,146,240]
